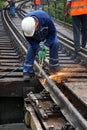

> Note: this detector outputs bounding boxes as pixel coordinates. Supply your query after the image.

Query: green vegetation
[43,1,72,25]
[0,0,72,25]
[0,0,6,9]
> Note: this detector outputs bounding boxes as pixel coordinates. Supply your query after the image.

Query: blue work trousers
[23,43,39,74]
[34,4,40,10]
[23,36,59,74]
[9,1,15,16]
[72,14,87,50]
[48,36,59,69]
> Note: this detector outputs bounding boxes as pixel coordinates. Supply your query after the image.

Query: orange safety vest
[70,0,87,16]
[32,0,40,5]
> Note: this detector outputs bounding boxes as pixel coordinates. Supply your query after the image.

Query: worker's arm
[65,1,71,17]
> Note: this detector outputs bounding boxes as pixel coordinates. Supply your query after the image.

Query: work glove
[38,45,47,64]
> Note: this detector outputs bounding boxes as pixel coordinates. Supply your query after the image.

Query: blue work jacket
[24,10,57,49]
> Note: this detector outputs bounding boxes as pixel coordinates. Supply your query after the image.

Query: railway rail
[0,0,87,130]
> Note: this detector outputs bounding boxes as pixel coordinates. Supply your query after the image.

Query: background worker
[7,0,15,17]
[65,0,87,52]
[21,10,60,81]
[31,0,40,10]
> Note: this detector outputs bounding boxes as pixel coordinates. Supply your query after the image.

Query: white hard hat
[21,17,35,37]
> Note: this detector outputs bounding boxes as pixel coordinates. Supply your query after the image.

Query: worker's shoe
[23,72,35,81]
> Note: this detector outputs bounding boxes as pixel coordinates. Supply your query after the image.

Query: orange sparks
[49,71,66,83]
[40,78,46,85]
[40,66,82,84]
[41,68,76,85]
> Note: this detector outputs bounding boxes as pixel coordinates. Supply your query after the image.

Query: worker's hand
[38,45,47,63]
[64,11,69,18]
[64,2,71,18]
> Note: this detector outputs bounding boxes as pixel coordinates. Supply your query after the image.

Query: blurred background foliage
[0,0,6,9]
[0,0,72,25]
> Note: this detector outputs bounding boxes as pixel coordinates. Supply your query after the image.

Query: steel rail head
[35,61,87,130]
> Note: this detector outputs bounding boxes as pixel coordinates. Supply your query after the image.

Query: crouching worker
[21,10,60,81]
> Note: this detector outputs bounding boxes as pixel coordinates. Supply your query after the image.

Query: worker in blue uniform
[8,0,15,17]
[21,10,60,81]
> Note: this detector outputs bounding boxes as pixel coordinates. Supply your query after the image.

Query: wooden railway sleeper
[66,50,71,57]
[0,64,23,78]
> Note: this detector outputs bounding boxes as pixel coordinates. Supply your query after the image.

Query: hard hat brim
[24,30,35,37]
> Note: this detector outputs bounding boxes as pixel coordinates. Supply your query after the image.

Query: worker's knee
[51,39,59,51]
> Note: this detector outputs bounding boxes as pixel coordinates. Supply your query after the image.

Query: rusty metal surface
[25,91,67,130]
